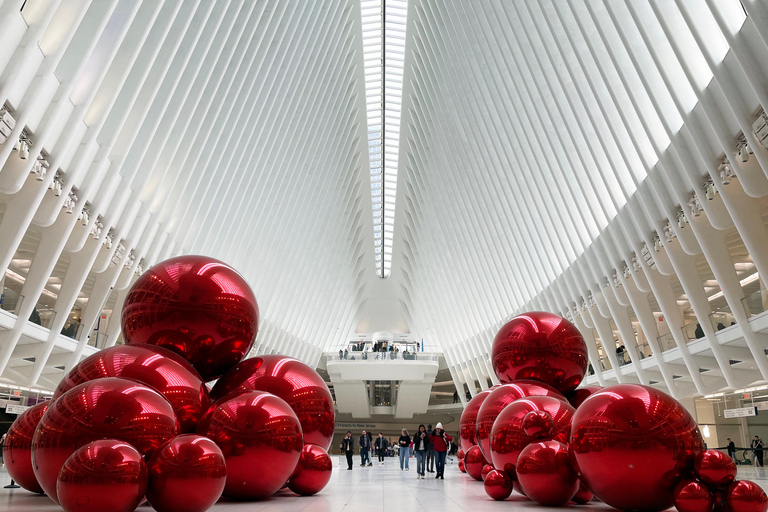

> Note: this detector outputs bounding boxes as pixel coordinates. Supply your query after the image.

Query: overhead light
[19,139,29,159]
[12,137,20,151]
[677,211,687,228]
[753,111,768,150]
[81,209,90,226]
[704,181,715,200]
[653,236,662,252]
[739,143,750,162]
[53,180,63,197]
[623,266,631,279]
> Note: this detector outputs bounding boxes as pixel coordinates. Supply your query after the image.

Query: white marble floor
[2,457,768,512]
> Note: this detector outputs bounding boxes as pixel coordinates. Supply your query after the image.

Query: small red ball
[727,481,768,512]
[288,444,332,496]
[459,389,492,451]
[516,440,579,506]
[484,469,513,500]
[491,311,588,394]
[481,464,495,481]
[522,410,554,439]
[146,434,226,512]
[122,255,259,381]
[458,459,466,473]
[572,483,594,504]
[464,445,488,481]
[694,450,737,488]
[457,449,465,460]
[3,402,48,493]
[57,440,147,512]
[675,480,715,512]
[568,385,602,409]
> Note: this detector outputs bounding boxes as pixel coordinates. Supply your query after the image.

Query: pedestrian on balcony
[374,433,388,464]
[429,422,453,479]
[359,430,372,467]
[426,424,435,473]
[414,425,428,478]
[339,349,343,359]
[344,348,348,360]
[399,429,411,471]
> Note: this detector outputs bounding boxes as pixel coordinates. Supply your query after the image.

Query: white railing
[327,352,439,362]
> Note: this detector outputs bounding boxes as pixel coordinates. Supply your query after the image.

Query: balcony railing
[742,288,768,319]
[681,321,706,342]
[709,305,737,332]
[29,307,56,329]
[636,342,653,360]
[0,287,23,315]
[328,352,439,362]
[657,332,676,352]
[60,318,84,340]
[88,330,108,349]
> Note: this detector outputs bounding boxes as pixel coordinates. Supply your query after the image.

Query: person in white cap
[428,422,453,479]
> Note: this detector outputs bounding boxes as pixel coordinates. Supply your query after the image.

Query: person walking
[752,436,764,467]
[341,431,355,470]
[426,424,435,473]
[359,430,372,467]
[374,433,388,464]
[344,348,348,360]
[414,425,428,478]
[339,349,343,359]
[399,429,412,471]
[429,422,453,479]
[727,438,737,462]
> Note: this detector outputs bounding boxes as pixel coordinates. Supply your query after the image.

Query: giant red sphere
[570,384,704,512]
[694,450,737,488]
[54,344,210,433]
[121,255,259,381]
[210,355,334,450]
[57,440,147,512]
[491,311,588,394]
[475,380,564,460]
[288,444,333,496]
[489,395,574,479]
[727,481,768,512]
[197,390,303,500]
[484,469,513,500]
[146,434,226,512]
[32,377,178,503]
[516,440,579,506]
[675,480,715,512]
[459,389,492,451]
[568,385,602,409]
[3,401,48,493]
[464,445,488,481]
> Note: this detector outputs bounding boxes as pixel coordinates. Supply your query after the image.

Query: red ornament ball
[475,380,564,460]
[458,459,466,473]
[457,449,465,460]
[197,390,303,500]
[464,445,488,481]
[675,480,715,512]
[489,395,574,479]
[572,483,594,505]
[57,440,147,512]
[570,384,704,512]
[516,440,579,506]
[211,355,335,450]
[32,377,178,503]
[481,463,495,481]
[288,444,333,496]
[3,401,48,493]
[146,434,226,512]
[484,469,513,500]
[694,450,737,488]
[459,389,492,451]
[522,410,555,439]
[121,255,259,381]
[54,344,210,433]
[491,311,588,394]
[727,481,768,512]
[568,385,602,409]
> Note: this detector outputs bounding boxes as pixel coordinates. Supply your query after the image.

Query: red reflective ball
[457,449,465,460]
[197,390,303,500]
[458,459,466,473]
[146,434,226,512]
[484,469,513,500]
[475,380,564,460]
[727,481,768,512]
[122,255,259,381]
[489,395,574,479]
[288,444,332,496]
[522,410,555,439]
[572,483,594,504]
[57,440,147,512]
[211,355,334,450]
[570,384,704,512]
[465,445,488,481]
[517,440,579,506]
[459,389,492,451]
[675,480,715,512]
[54,344,210,433]
[481,464,495,481]
[694,450,737,488]
[568,385,602,409]
[3,401,48,493]
[32,377,178,503]
[492,311,588,394]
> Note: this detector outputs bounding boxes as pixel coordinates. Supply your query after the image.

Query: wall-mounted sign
[755,401,768,411]
[724,407,758,418]
[12,390,21,396]
[5,404,30,415]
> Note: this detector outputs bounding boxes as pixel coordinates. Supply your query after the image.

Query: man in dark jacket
[341,431,355,470]
[426,424,435,473]
[359,430,372,467]
[374,433,388,464]
[727,438,736,462]
[752,436,763,467]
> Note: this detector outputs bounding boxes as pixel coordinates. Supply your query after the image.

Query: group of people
[725,436,764,466]
[340,423,453,479]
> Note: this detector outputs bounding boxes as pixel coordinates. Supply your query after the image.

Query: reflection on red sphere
[675,480,715,512]
[197,390,303,500]
[464,445,487,481]
[54,345,210,433]
[489,395,574,479]
[481,464,495,481]
[57,440,147,512]
[459,390,492,451]
[570,384,704,512]
[522,410,555,439]
[694,450,737,488]
[3,402,48,493]
[210,355,334,450]
[727,481,768,512]
[458,459,466,473]
[146,435,226,512]
[516,440,579,506]
[572,483,594,504]
[32,377,178,503]
[484,469,513,500]
[491,312,588,394]
[122,255,259,381]
[457,449,465,460]
[288,444,332,496]
[568,385,602,409]
[475,381,564,459]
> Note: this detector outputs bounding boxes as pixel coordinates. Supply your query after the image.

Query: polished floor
[2,457,768,512]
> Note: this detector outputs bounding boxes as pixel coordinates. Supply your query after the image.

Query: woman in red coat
[428,422,453,479]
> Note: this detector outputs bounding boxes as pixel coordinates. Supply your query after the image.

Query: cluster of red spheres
[455,310,767,512]
[1,256,335,512]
